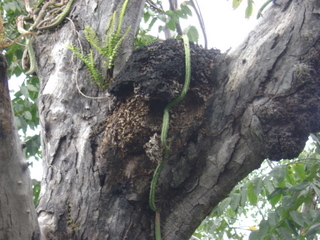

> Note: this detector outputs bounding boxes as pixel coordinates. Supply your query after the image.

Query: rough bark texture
[0,54,40,239]
[36,0,319,239]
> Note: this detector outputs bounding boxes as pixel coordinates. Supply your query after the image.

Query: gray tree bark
[35,0,319,239]
[0,54,40,239]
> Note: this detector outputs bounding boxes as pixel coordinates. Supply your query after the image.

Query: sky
[10,0,267,180]
[166,0,266,51]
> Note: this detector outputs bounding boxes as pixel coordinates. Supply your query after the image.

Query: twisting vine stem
[149,35,191,240]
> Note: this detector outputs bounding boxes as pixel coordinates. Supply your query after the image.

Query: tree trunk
[35,0,319,239]
[0,54,40,239]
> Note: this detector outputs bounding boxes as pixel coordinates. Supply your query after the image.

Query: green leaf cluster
[67,0,130,88]
[136,1,199,47]
[1,0,24,14]
[11,75,41,161]
[32,179,41,207]
[232,0,274,19]
[66,46,104,87]
[194,135,320,239]
[233,0,254,18]
[12,76,39,133]
[0,1,25,75]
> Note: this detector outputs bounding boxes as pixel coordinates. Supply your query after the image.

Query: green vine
[66,0,131,88]
[149,35,191,240]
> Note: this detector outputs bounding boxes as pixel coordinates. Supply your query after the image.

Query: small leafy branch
[0,10,34,50]
[194,138,320,240]
[66,47,103,85]
[141,1,200,44]
[67,0,131,88]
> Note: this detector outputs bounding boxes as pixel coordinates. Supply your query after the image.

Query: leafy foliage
[66,46,104,86]
[67,0,130,88]
[0,1,27,78]
[233,0,274,19]
[194,135,320,239]
[137,1,199,46]
[11,75,41,161]
[0,1,29,48]
[233,0,254,18]
[32,179,41,207]
[135,28,159,49]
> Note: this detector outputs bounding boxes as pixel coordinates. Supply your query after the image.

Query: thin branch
[190,0,207,48]
[169,0,182,36]
[146,0,164,12]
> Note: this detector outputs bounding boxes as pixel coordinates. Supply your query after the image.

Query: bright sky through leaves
[186,0,265,51]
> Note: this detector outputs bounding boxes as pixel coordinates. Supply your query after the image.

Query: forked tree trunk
[0,54,40,239]
[35,0,319,239]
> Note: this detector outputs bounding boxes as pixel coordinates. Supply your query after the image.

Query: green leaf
[184,26,199,43]
[253,177,263,196]
[305,223,320,239]
[240,187,248,206]
[248,182,258,205]
[282,196,295,210]
[289,211,304,227]
[23,111,32,120]
[26,84,38,92]
[25,134,41,157]
[19,117,28,133]
[288,180,310,192]
[310,209,320,222]
[158,25,165,33]
[268,211,279,227]
[257,219,269,238]
[249,230,260,240]
[313,184,320,198]
[217,197,231,214]
[20,85,29,98]
[148,17,158,31]
[144,11,151,22]
[158,14,167,23]
[165,10,175,18]
[181,4,192,16]
[32,179,41,207]
[285,218,299,237]
[14,101,24,113]
[286,165,295,185]
[272,165,287,186]
[264,176,275,193]
[166,18,176,31]
[14,116,21,129]
[292,163,306,181]
[230,193,241,212]
[233,0,243,9]
[268,188,282,207]
[245,0,253,18]
[302,212,313,225]
[176,10,188,19]
[276,227,292,240]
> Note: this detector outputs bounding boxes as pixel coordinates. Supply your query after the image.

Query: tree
[195,137,320,239]
[0,55,40,238]
[0,0,319,239]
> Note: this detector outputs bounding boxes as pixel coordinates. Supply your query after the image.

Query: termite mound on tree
[92,39,223,198]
